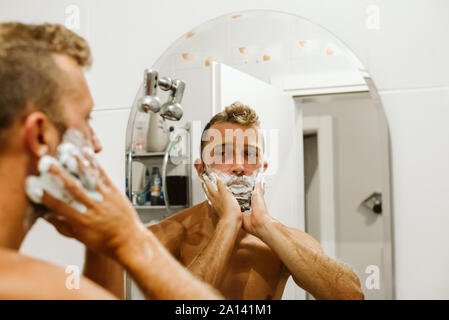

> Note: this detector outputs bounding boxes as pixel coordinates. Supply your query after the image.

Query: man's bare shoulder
[148,201,208,233]
[146,201,209,256]
[0,248,116,300]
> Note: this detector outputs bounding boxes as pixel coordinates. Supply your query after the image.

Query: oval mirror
[125,10,393,300]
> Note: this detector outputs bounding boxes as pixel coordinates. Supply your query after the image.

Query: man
[146,103,365,300]
[0,22,221,299]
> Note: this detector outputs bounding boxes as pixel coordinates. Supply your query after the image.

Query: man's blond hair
[200,102,261,157]
[0,22,91,66]
[0,22,92,148]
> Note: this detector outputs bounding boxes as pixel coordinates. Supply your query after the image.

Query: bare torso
[150,201,290,300]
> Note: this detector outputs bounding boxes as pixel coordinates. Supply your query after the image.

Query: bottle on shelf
[136,168,150,206]
[150,167,162,206]
[133,113,147,153]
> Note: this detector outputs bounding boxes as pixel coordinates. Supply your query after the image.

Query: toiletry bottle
[144,168,150,203]
[160,181,165,206]
[150,167,162,205]
[136,168,150,206]
[133,115,146,153]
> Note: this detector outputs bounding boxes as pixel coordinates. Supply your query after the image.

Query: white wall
[2,0,449,299]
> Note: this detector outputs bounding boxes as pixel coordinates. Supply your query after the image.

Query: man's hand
[185,178,243,287]
[41,162,145,260]
[40,162,223,300]
[202,179,242,224]
[242,180,274,236]
[242,182,364,299]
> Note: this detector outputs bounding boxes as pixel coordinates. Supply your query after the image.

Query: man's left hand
[242,180,274,237]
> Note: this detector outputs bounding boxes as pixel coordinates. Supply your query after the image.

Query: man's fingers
[41,191,86,224]
[48,164,93,207]
[44,214,76,238]
[203,179,217,197]
[79,148,113,188]
[254,180,264,196]
[201,182,212,201]
[216,179,227,193]
[95,162,113,188]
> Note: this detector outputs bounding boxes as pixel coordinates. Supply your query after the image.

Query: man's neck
[0,152,33,250]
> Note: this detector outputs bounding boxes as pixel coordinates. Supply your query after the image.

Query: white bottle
[133,113,148,153]
[146,112,169,152]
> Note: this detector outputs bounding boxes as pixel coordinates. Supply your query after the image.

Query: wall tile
[90,108,131,191]
[380,86,449,298]
[365,0,449,90]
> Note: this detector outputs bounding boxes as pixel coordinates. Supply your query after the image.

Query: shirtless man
[147,103,365,300]
[0,22,221,299]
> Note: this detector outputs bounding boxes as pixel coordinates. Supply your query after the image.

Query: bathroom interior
[2,0,448,300]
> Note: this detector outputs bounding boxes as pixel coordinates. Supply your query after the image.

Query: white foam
[202,166,263,213]
[26,129,102,215]
[38,155,59,173]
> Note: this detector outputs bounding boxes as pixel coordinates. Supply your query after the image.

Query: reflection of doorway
[303,133,318,301]
[302,116,335,300]
[303,116,336,300]
[302,116,336,261]
[298,93,393,300]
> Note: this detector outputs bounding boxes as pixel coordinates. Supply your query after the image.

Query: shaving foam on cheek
[202,166,264,214]
[25,129,103,215]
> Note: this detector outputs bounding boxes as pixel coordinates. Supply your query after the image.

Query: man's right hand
[41,162,149,261]
[201,179,242,223]
[40,162,223,300]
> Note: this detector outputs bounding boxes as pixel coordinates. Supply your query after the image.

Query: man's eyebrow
[246,144,259,149]
[212,142,260,148]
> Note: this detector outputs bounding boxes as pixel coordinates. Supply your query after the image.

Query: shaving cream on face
[202,166,264,214]
[25,129,102,215]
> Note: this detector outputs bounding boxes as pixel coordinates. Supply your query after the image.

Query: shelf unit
[124,110,192,300]
[125,128,192,223]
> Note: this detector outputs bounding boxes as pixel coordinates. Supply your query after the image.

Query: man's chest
[179,229,287,299]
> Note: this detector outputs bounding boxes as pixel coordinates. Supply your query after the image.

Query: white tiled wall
[2,0,449,299]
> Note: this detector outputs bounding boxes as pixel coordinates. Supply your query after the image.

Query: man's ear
[263,160,268,172]
[23,112,60,158]
[194,158,205,177]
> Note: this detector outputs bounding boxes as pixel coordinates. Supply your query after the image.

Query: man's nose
[231,159,245,176]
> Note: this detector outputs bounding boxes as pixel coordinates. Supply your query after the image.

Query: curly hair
[0,22,92,149]
[200,101,261,157]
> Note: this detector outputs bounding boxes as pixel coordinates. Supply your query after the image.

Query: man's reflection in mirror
[148,102,364,300]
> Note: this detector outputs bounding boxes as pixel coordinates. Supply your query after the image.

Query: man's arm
[41,163,222,300]
[83,249,125,299]
[186,216,241,287]
[243,181,364,300]
[257,221,364,300]
[180,179,242,288]
[116,226,222,300]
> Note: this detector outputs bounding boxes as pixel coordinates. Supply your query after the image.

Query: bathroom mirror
[126,10,393,300]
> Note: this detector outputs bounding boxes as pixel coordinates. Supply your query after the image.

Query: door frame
[302,115,337,259]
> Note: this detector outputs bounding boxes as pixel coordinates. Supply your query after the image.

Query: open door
[211,62,305,300]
